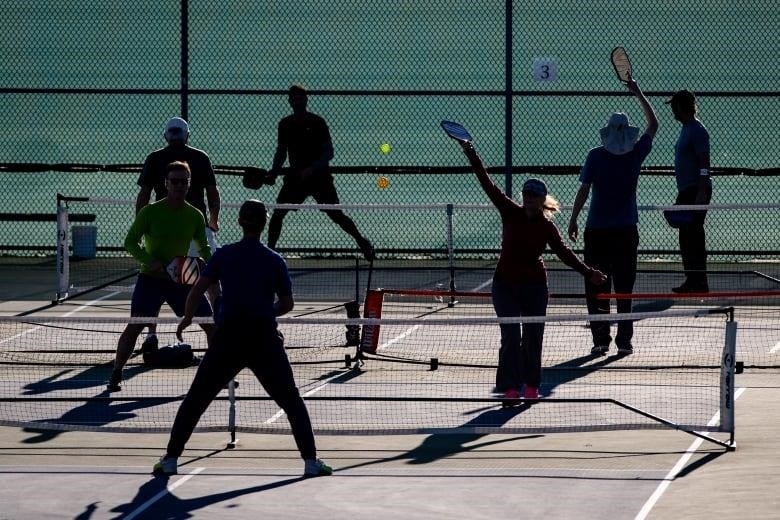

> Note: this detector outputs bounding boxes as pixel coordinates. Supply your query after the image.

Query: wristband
[699,168,709,177]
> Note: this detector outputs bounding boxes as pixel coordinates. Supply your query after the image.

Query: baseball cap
[522,178,548,197]
[164,117,190,142]
[665,89,696,107]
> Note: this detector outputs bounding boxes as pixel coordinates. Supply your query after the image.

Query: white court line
[266,282,488,425]
[1,291,124,345]
[473,278,493,292]
[60,291,126,317]
[634,387,746,520]
[769,340,780,354]
[124,467,205,520]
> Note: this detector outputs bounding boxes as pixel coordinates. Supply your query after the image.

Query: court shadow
[543,351,623,394]
[22,363,149,395]
[674,449,728,478]
[632,299,675,313]
[336,405,543,472]
[108,473,306,520]
[21,389,167,443]
[405,406,542,465]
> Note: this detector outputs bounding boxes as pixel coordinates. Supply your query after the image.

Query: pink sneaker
[523,386,539,399]
[503,388,520,399]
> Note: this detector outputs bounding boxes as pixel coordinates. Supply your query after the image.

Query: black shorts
[276,173,340,207]
[130,273,212,318]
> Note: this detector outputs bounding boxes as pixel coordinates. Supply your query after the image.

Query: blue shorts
[130,273,212,317]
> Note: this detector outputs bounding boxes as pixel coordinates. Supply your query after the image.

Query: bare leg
[108,323,145,391]
[114,323,145,371]
[267,209,289,250]
[324,210,374,260]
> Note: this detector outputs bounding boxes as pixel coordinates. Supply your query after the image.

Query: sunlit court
[1,1,778,519]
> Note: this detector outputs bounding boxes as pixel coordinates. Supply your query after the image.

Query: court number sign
[532,57,558,82]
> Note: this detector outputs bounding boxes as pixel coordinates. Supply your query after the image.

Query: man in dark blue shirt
[568,78,658,356]
[152,199,332,478]
[666,89,712,293]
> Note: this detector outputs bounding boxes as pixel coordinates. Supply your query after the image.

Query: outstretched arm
[176,276,211,341]
[460,142,515,211]
[625,78,658,139]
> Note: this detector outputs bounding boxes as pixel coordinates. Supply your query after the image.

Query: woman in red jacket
[460,142,606,400]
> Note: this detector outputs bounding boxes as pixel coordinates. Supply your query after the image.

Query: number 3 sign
[532,57,558,82]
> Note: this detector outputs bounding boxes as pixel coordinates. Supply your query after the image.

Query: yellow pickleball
[377,176,390,189]
[379,142,391,154]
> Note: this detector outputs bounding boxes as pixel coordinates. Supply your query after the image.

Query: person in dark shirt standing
[152,199,332,478]
[666,89,712,293]
[459,143,606,401]
[266,84,374,260]
[136,117,221,349]
[137,117,220,238]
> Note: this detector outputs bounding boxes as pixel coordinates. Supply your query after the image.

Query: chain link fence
[1,0,778,259]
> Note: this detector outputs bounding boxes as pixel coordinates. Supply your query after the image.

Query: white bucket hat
[599,112,639,155]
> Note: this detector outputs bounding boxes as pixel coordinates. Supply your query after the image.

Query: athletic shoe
[106,369,122,392]
[140,335,159,353]
[152,455,178,475]
[591,344,609,355]
[523,386,540,399]
[501,388,521,407]
[672,283,709,294]
[617,345,634,356]
[304,458,333,477]
[503,388,521,399]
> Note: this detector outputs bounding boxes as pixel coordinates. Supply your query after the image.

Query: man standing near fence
[264,84,374,260]
[568,78,658,356]
[666,90,712,293]
[135,117,221,349]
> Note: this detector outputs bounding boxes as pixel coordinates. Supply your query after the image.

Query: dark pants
[491,277,548,390]
[583,226,638,348]
[675,185,711,287]
[166,322,316,460]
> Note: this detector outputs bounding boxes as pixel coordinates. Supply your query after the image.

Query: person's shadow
[20,362,171,443]
[22,363,148,396]
[335,345,623,473]
[104,473,306,520]
[21,390,172,443]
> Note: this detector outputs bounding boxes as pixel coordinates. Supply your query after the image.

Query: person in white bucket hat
[568,78,658,357]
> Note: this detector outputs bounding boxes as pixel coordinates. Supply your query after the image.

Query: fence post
[180,0,189,119]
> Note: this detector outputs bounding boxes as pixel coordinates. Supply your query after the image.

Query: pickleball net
[54,196,780,305]
[0,303,754,448]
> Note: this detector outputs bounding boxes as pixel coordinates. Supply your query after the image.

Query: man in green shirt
[108,161,214,392]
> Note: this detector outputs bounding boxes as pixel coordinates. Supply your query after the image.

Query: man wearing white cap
[568,78,658,356]
[135,117,221,350]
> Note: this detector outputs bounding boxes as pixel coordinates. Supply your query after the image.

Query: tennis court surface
[1,266,780,519]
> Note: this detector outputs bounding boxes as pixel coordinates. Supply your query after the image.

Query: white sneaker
[152,455,178,475]
[304,458,333,477]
